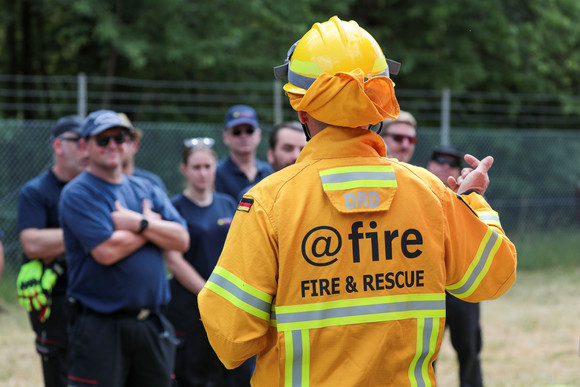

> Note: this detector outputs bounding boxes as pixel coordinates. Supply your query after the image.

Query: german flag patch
[237,197,254,213]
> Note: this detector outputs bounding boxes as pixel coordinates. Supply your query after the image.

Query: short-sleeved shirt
[215,156,272,200]
[171,192,236,281]
[60,171,186,314]
[17,168,68,295]
[133,167,168,194]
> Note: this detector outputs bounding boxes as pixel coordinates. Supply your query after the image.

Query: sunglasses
[387,133,417,144]
[432,155,461,168]
[231,127,255,136]
[93,133,127,147]
[183,137,215,148]
[59,136,81,145]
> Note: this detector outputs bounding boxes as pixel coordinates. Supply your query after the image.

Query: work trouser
[446,292,483,387]
[165,283,254,387]
[67,301,176,387]
[28,294,69,387]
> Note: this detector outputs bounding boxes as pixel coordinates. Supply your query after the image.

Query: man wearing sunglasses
[215,105,273,200]
[60,109,189,387]
[381,110,418,163]
[16,115,87,387]
[428,145,484,387]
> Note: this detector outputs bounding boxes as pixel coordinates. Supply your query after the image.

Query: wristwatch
[137,217,149,234]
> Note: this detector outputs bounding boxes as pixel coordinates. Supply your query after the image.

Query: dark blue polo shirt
[215,156,272,200]
[17,168,68,295]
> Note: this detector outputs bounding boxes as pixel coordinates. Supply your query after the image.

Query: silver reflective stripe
[276,296,445,332]
[414,318,433,387]
[288,68,389,91]
[207,271,272,316]
[320,171,396,185]
[292,330,303,386]
[447,229,500,297]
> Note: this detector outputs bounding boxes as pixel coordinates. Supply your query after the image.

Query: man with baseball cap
[215,104,273,200]
[17,115,87,387]
[60,109,189,387]
[381,109,418,162]
[428,145,484,387]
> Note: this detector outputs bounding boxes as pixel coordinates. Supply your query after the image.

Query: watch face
[139,218,149,233]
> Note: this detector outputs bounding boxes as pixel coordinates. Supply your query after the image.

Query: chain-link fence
[2,118,579,301]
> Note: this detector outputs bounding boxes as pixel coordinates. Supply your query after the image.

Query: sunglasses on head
[387,133,417,144]
[433,155,461,168]
[231,127,255,136]
[183,137,215,148]
[93,133,127,147]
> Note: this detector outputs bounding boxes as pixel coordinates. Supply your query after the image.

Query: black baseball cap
[430,145,464,164]
[50,115,83,140]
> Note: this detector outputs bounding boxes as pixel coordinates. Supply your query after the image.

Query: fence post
[273,80,283,125]
[440,88,450,146]
[77,72,87,118]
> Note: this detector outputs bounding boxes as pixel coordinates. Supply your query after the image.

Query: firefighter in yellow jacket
[198,16,517,386]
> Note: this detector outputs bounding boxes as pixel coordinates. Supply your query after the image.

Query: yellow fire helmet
[273,16,400,95]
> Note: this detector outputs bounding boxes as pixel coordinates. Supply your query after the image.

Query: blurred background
[1,0,580,299]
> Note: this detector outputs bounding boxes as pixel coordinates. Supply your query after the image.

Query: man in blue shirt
[17,115,88,387]
[60,109,189,387]
[215,105,272,200]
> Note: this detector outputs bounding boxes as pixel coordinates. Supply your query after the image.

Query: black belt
[70,298,158,321]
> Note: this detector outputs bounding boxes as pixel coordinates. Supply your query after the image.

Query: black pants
[28,294,68,387]
[67,308,176,387]
[165,284,254,387]
[445,292,483,387]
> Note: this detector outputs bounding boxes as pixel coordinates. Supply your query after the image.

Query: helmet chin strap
[369,121,384,135]
[301,123,312,141]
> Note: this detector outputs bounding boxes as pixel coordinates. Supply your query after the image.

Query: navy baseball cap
[431,145,464,164]
[51,115,83,140]
[82,109,132,138]
[224,105,259,129]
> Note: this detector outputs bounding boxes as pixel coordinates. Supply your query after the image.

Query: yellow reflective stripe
[319,165,395,175]
[319,165,397,191]
[276,293,445,332]
[205,267,272,321]
[301,330,310,387]
[372,56,388,73]
[409,318,438,387]
[284,331,293,386]
[289,59,322,76]
[477,210,502,228]
[446,228,503,298]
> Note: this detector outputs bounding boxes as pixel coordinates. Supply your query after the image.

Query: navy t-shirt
[133,167,168,194]
[215,156,272,200]
[17,168,68,295]
[171,192,236,280]
[59,171,186,313]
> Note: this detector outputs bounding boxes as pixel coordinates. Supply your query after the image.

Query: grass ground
[1,267,579,386]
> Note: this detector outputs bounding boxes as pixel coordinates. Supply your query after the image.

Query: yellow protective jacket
[198,126,517,387]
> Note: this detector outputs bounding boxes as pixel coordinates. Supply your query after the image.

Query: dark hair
[181,144,218,165]
[269,121,303,150]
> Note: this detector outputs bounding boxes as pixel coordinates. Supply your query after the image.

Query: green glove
[37,262,64,322]
[16,260,46,311]
[16,260,64,322]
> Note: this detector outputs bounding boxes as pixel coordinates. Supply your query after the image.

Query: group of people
[14,15,516,387]
[15,106,306,387]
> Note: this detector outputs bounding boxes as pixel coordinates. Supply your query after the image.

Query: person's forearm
[91,230,148,265]
[19,228,65,263]
[164,250,206,294]
[142,219,189,252]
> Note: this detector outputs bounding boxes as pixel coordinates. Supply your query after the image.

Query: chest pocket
[318,165,397,213]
